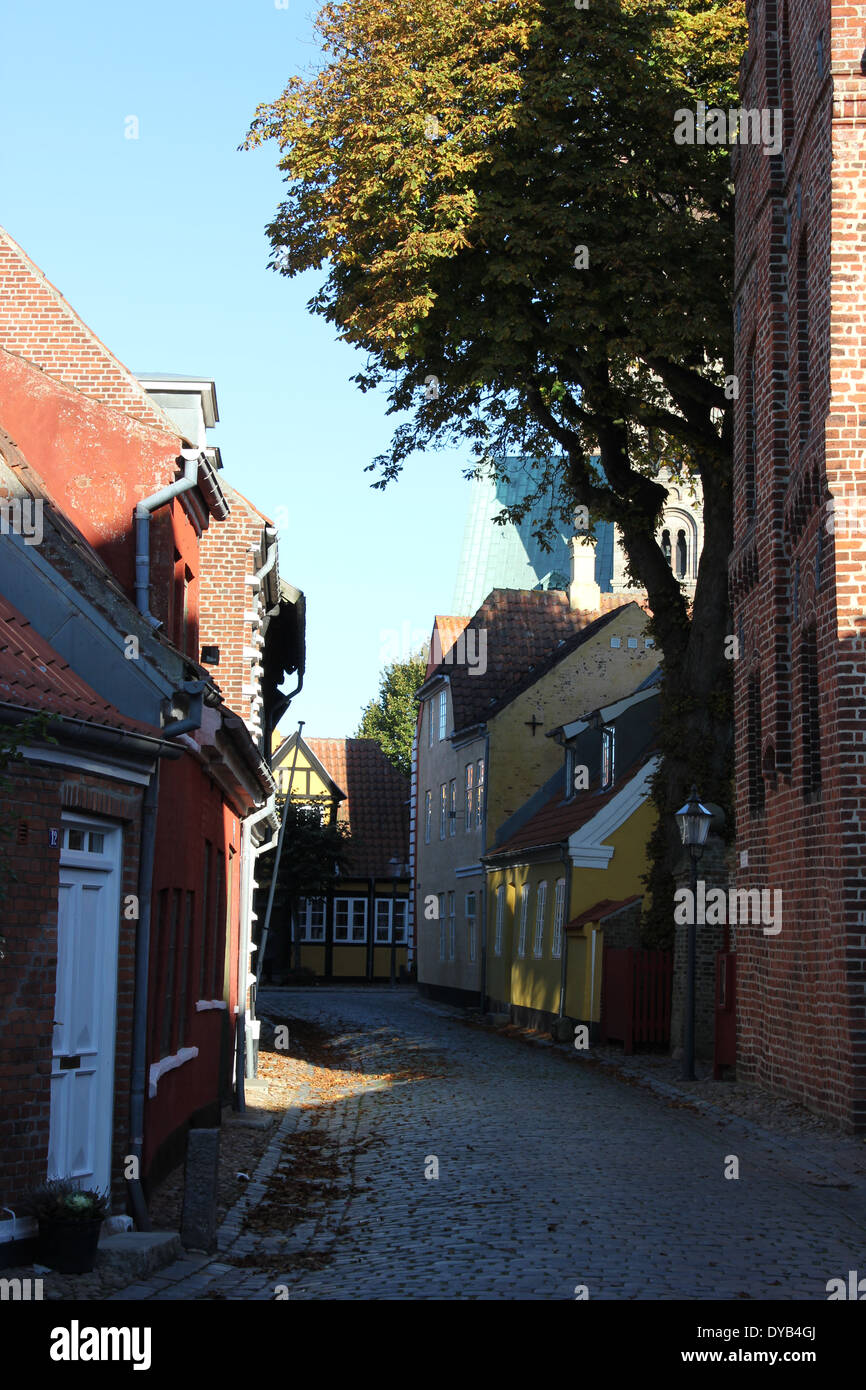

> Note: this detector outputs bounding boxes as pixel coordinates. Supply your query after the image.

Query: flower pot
[37,1217,103,1274]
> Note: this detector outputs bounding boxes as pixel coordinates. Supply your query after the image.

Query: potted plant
[23,1179,109,1274]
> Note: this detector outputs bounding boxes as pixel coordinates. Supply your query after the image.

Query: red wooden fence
[600,947,673,1053]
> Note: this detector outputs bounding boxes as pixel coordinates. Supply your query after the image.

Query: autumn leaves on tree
[246,0,748,933]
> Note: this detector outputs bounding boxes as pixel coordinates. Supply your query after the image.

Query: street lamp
[675,785,713,1082]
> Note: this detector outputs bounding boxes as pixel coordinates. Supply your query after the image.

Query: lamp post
[675,785,713,1081]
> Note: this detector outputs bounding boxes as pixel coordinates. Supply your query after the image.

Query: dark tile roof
[306,737,409,880]
[421,589,642,734]
[0,594,157,735]
[486,753,654,860]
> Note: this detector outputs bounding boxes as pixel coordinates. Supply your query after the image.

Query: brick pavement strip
[113,987,866,1301]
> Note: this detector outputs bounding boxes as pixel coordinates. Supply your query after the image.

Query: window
[448,891,456,960]
[334,897,368,942]
[374,898,408,944]
[800,629,821,797]
[494,885,506,956]
[476,759,485,827]
[375,899,392,943]
[449,779,456,836]
[438,689,447,740]
[601,727,615,790]
[424,790,432,844]
[661,529,671,564]
[565,747,575,799]
[428,697,434,747]
[552,878,566,959]
[517,884,530,957]
[160,889,181,1059]
[438,892,446,960]
[676,530,688,579]
[532,881,547,958]
[198,840,212,998]
[465,762,474,831]
[393,900,408,944]
[440,783,447,840]
[466,893,477,963]
[177,890,194,1047]
[212,851,227,1000]
[299,898,326,942]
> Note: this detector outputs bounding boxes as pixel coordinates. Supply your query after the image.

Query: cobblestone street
[109,988,866,1302]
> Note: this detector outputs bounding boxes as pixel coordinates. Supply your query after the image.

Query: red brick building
[0,226,297,1237]
[731,1,866,1128]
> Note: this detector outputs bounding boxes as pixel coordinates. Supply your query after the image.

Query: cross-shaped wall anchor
[525,714,543,736]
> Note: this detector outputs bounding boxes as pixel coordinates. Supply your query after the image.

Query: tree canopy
[247,0,748,935]
[355,649,428,775]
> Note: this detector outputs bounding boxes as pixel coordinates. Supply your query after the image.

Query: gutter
[134,451,200,621]
[237,796,280,1104]
[127,764,160,1230]
[557,844,572,1021]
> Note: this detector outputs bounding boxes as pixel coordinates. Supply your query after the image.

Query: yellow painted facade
[484,605,654,837]
[485,798,655,1023]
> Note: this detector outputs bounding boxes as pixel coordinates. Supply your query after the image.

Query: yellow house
[483,679,660,1036]
[268,732,410,982]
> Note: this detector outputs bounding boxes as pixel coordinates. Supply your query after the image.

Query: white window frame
[466,892,477,962]
[334,896,368,943]
[494,885,505,956]
[438,892,446,960]
[449,779,457,836]
[448,890,456,960]
[475,758,485,827]
[438,689,447,741]
[517,884,530,958]
[552,878,566,959]
[533,881,547,958]
[374,898,408,945]
[428,696,434,747]
[601,726,615,790]
[298,897,326,943]
[424,790,432,844]
[565,747,575,800]
[439,783,447,840]
[465,762,474,832]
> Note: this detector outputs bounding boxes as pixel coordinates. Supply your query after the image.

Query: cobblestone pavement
[109,988,866,1302]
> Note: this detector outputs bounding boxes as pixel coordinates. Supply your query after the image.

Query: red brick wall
[198,485,268,735]
[731,0,866,1129]
[0,228,175,434]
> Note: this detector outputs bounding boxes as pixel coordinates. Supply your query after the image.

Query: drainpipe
[127,763,160,1231]
[162,682,206,738]
[257,722,304,986]
[236,797,279,1105]
[135,451,200,619]
[557,845,573,1021]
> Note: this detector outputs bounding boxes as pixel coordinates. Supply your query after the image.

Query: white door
[48,817,122,1194]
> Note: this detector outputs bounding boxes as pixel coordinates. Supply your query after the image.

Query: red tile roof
[306,737,409,879]
[426,614,471,678]
[566,896,643,931]
[422,590,642,734]
[0,595,157,735]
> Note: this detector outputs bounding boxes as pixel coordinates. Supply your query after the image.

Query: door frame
[50,813,123,1193]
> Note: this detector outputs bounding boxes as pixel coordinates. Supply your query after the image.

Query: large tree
[246,0,748,937]
[356,650,428,776]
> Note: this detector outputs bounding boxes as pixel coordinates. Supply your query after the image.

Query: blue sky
[0,0,473,737]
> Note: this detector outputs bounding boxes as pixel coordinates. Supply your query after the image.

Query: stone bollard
[180,1128,220,1253]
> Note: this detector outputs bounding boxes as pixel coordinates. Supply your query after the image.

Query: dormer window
[601,727,615,790]
[565,747,575,799]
